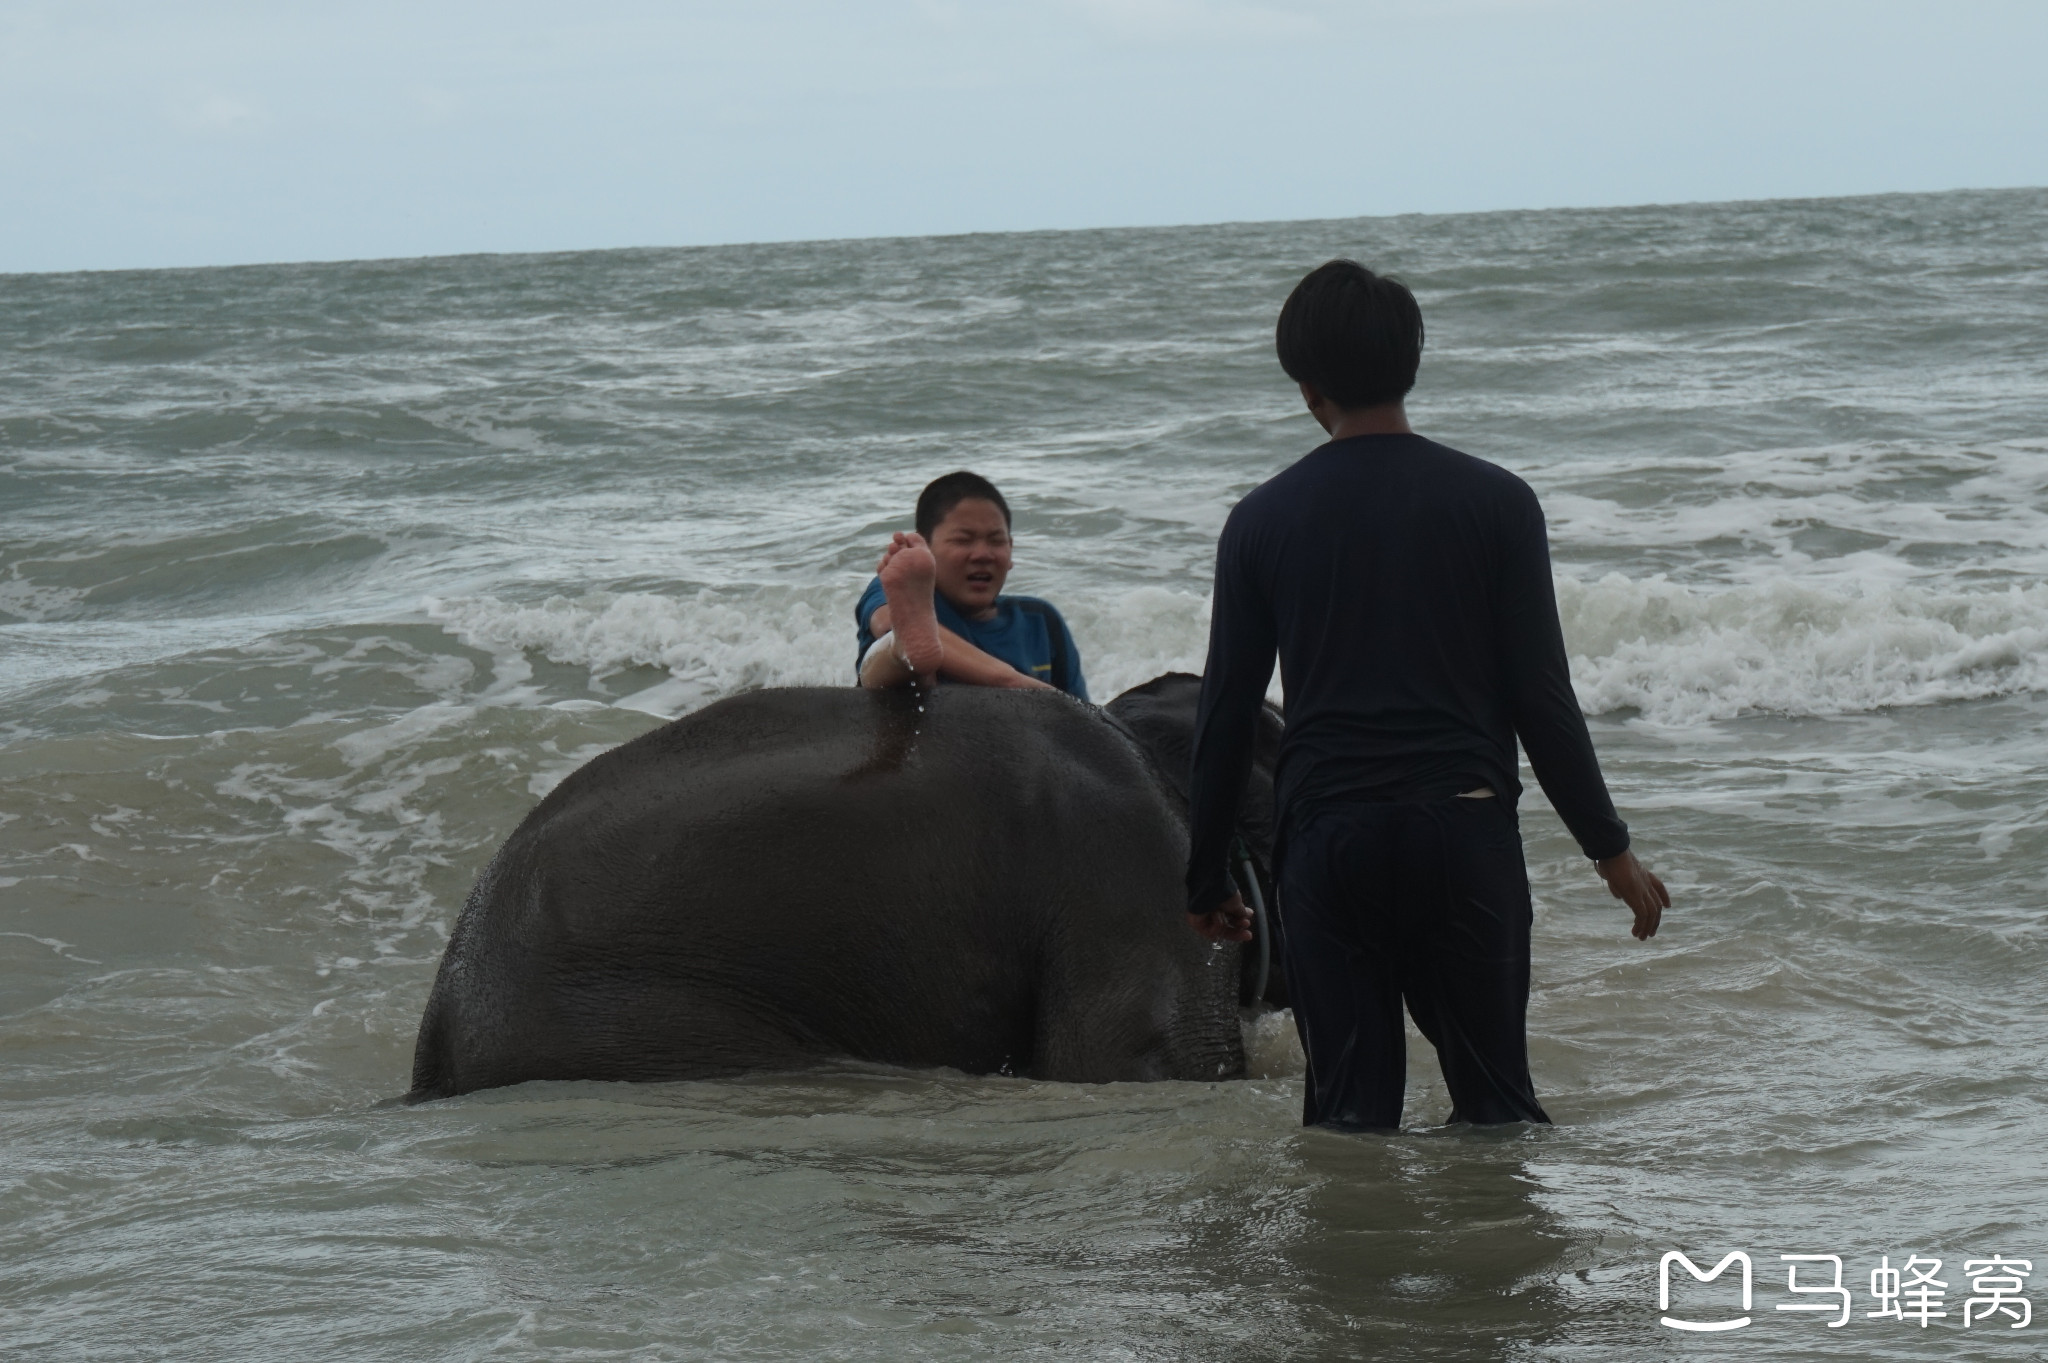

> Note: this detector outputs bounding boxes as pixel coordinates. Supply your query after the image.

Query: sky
[3,0,2046,274]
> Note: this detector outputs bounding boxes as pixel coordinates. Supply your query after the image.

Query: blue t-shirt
[854,576,1088,701]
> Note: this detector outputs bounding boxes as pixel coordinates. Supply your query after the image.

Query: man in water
[1185,261,1669,1130]
[857,471,1088,700]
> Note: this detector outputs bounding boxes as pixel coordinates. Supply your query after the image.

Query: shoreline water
[4,185,2046,1360]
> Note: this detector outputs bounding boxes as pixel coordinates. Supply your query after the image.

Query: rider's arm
[866,606,1052,690]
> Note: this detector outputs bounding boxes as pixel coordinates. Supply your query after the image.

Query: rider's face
[929,498,1012,618]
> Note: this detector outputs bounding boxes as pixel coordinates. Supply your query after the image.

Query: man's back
[1183,257,1666,1131]
[1233,433,1538,807]
[1187,432,1627,913]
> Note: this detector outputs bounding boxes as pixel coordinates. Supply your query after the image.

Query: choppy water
[4,188,2047,1359]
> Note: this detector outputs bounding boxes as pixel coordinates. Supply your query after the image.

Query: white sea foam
[0,575,90,623]
[434,573,2048,728]
[1539,441,2048,586]
[1560,574,2048,724]
[429,584,1224,715]
[1241,1008,1306,1080]
[1058,586,1213,698]
[428,588,851,714]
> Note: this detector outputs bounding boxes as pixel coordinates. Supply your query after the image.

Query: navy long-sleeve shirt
[1185,433,1629,916]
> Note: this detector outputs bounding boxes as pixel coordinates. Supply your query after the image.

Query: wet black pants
[1278,797,1551,1130]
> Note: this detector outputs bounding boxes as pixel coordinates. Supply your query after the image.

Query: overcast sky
[3,0,2045,273]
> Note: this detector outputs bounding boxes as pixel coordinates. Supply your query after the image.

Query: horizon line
[7,181,2044,284]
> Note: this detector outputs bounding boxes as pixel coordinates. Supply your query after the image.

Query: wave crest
[430,574,2048,727]
[428,588,849,709]
[1561,574,2048,724]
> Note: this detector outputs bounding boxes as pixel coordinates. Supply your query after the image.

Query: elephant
[406,672,1284,1101]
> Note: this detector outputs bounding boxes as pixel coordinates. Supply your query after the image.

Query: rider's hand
[1189,892,1254,943]
[1597,849,1669,940]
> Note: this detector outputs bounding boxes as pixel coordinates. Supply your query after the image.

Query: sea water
[3,188,2045,1360]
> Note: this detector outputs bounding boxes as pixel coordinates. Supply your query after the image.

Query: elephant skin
[407,672,1280,1100]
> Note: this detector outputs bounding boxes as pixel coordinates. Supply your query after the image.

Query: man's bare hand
[1597,849,1669,940]
[1189,892,1254,943]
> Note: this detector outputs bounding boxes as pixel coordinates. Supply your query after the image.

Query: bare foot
[877,532,944,677]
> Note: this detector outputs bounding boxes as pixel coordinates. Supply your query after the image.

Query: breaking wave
[432,573,2048,728]
[1564,574,2048,724]
[426,587,850,717]
[426,584,1222,712]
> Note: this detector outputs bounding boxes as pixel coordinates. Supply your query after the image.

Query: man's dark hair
[916,471,1012,541]
[1275,260,1425,410]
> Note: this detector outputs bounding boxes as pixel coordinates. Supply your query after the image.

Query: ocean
[3,187,2045,1360]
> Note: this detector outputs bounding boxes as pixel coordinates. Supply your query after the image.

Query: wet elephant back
[413,685,1195,1094]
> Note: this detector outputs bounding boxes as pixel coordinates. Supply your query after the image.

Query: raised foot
[878,532,944,677]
